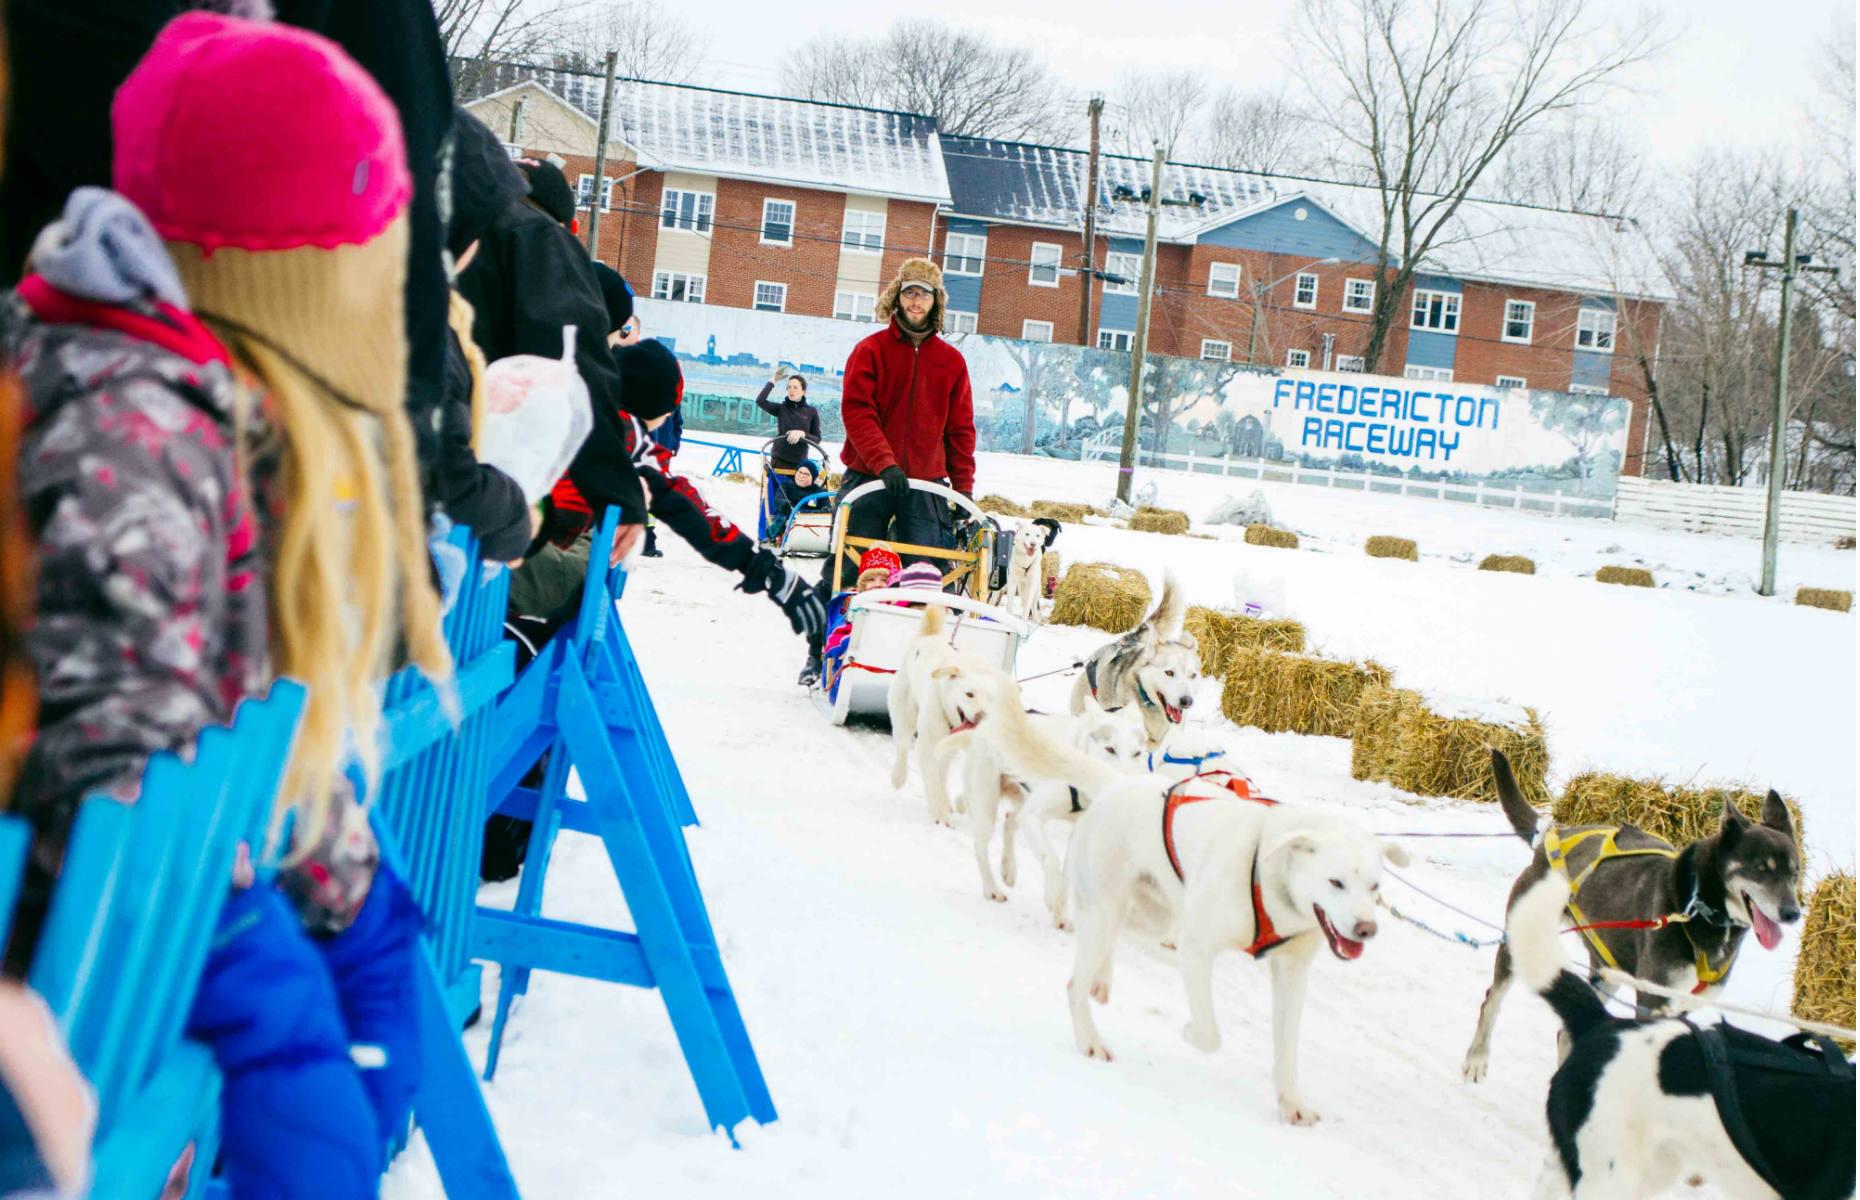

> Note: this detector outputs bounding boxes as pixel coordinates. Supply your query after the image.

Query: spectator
[6,16,446,1192]
[453,115,647,564]
[436,109,532,563]
[756,365,822,472]
[798,257,976,686]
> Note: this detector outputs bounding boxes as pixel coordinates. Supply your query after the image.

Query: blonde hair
[220,333,451,853]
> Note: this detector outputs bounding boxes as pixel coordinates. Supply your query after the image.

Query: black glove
[880,465,910,504]
[740,550,826,640]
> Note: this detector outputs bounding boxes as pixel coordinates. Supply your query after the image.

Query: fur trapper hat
[875,256,946,332]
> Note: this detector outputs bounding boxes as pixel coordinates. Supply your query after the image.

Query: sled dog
[887,603,992,825]
[1068,570,1201,751]
[996,518,1058,624]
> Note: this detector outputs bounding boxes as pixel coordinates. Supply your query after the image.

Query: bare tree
[790,20,1073,141]
[440,0,590,93]
[553,1,709,82]
[1296,0,1658,372]
[1497,116,1648,215]
[1202,88,1323,176]
[1108,70,1209,160]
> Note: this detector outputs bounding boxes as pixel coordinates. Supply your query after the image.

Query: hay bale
[1220,648,1391,739]
[824,470,843,492]
[1041,550,1061,599]
[977,494,1030,518]
[1479,554,1537,575]
[1051,562,1151,633]
[1793,872,1855,1048]
[1131,510,1191,536]
[1595,565,1655,588]
[1030,499,1103,523]
[1365,535,1419,561]
[721,472,755,485]
[1244,524,1299,550]
[1795,587,1853,613]
[1184,607,1308,677]
[1834,535,1855,550]
[1349,687,1551,805]
[1552,774,1805,852]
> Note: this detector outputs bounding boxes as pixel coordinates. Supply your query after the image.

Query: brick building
[459,65,1671,475]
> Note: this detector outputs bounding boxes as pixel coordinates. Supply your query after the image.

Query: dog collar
[1151,747,1226,772]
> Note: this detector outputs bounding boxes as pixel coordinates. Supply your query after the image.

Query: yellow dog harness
[1542,825,1738,993]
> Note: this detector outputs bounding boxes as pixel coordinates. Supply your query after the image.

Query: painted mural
[640,299,1632,499]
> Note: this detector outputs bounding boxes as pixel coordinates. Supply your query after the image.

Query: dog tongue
[1747,896,1782,950]
[1334,934,1364,960]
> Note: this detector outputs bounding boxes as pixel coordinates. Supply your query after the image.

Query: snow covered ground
[387,444,1854,1199]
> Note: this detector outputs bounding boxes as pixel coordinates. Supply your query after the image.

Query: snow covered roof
[457,64,952,205]
[941,135,1670,301]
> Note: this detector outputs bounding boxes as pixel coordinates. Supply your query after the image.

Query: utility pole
[1077,96,1104,346]
[1115,145,1166,505]
[1743,207,1837,596]
[584,50,619,260]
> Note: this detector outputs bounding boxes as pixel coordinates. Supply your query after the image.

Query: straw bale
[1131,510,1192,536]
[722,472,754,485]
[1349,686,1550,805]
[1365,535,1419,561]
[977,494,1031,518]
[1051,562,1151,633]
[1793,872,1855,1049]
[1031,500,1098,523]
[1220,648,1391,738]
[1553,773,1805,852]
[1834,535,1855,550]
[1595,565,1655,587]
[1795,587,1853,613]
[1479,554,1537,575]
[1244,524,1300,550]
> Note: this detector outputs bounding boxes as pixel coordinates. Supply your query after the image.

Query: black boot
[643,526,663,558]
[797,655,821,687]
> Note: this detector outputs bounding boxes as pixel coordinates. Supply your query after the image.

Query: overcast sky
[682,0,1852,173]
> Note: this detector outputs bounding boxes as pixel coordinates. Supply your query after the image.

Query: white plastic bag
[479,326,594,507]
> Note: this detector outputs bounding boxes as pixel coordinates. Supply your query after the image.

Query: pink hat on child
[112,12,411,253]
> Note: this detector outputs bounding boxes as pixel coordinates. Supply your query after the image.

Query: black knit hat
[615,339,683,421]
[520,160,578,228]
[447,110,526,258]
[591,262,635,333]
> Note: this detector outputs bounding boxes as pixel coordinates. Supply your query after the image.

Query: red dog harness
[1161,772,1287,958]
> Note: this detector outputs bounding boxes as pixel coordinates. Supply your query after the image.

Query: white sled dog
[1061,763,1407,1126]
[997,518,1058,625]
[1069,570,1201,751]
[932,678,1147,911]
[887,603,991,825]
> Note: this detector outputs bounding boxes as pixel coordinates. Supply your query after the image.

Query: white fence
[1080,441,1616,519]
[1612,476,1857,544]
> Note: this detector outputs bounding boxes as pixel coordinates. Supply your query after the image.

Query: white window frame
[1285,349,1311,368]
[1335,355,1366,373]
[1343,278,1376,314]
[1293,273,1318,309]
[1496,375,1527,389]
[760,199,795,246]
[1569,383,1610,396]
[1502,299,1535,344]
[1022,320,1054,343]
[944,231,987,276]
[576,173,615,212]
[752,280,787,313]
[1028,242,1063,288]
[944,309,979,336]
[1207,262,1241,299]
[833,291,875,322]
[1097,328,1133,351]
[651,271,706,303]
[1403,364,1453,382]
[660,188,714,235]
[1104,251,1142,296]
[1200,339,1232,361]
[1410,289,1461,334]
[842,209,886,253]
[1576,307,1617,353]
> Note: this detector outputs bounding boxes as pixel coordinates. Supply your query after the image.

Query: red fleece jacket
[838,319,976,494]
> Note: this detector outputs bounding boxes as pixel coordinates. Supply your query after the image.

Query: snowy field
[388,443,1854,1199]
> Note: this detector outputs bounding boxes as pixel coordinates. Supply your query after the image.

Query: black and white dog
[1464,750,1803,1083]
[1508,876,1855,1200]
[1068,571,1201,752]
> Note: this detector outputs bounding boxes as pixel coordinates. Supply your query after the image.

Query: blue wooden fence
[1,519,773,1195]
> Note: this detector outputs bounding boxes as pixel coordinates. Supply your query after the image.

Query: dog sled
[756,435,834,558]
[817,480,1030,726]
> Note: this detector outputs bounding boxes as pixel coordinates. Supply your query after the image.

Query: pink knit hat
[112,12,411,254]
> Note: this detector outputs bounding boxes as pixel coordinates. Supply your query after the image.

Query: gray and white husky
[1069,571,1202,751]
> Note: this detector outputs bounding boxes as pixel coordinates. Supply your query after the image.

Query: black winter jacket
[756,381,822,468]
[457,199,647,527]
